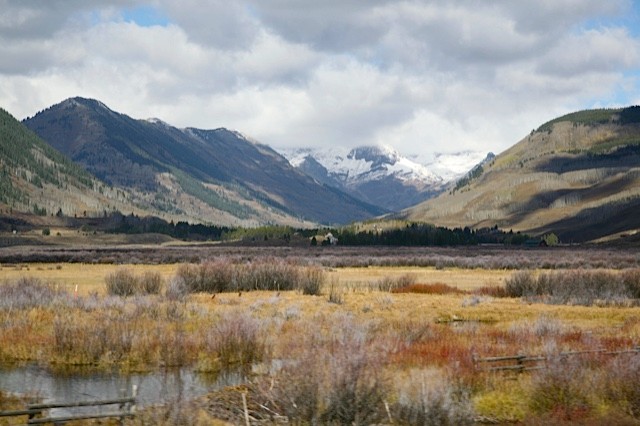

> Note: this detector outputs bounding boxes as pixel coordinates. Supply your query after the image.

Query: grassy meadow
[1,249,640,425]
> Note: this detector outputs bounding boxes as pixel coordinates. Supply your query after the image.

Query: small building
[325,233,339,245]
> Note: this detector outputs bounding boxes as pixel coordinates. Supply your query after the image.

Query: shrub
[234,260,300,292]
[328,281,344,304]
[505,269,639,305]
[529,358,595,421]
[392,368,474,426]
[174,259,316,294]
[299,266,324,295]
[206,311,266,366]
[139,271,164,295]
[504,271,538,297]
[603,355,640,419]
[257,315,389,425]
[105,268,139,297]
[621,268,640,298]
[377,274,416,292]
[0,277,67,309]
[164,276,188,301]
[320,356,388,425]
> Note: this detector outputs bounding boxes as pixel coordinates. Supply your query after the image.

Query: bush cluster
[0,277,68,309]
[105,269,164,296]
[377,274,416,292]
[528,354,640,422]
[254,317,392,425]
[174,258,324,294]
[505,269,640,305]
[205,311,266,366]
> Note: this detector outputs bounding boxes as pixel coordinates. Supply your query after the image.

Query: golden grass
[1,263,640,424]
[0,263,180,295]
[325,266,510,291]
[0,263,511,295]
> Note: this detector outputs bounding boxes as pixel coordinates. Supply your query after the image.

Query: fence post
[517,354,524,373]
[242,391,250,426]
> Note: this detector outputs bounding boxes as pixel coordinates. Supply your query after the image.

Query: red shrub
[392,283,466,295]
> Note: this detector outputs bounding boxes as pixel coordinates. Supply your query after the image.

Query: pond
[0,364,244,416]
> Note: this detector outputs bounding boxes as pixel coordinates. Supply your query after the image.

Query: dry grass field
[0,263,510,295]
[1,253,640,424]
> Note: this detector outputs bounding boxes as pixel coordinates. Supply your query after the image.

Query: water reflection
[0,364,243,416]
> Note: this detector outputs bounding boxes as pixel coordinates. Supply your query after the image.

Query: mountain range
[279,146,487,211]
[3,97,640,244]
[400,107,640,243]
[22,97,384,226]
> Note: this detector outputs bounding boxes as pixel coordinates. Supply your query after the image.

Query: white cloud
[0,0,639,159]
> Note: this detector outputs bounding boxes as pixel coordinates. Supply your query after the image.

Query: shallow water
[0,364,243,416]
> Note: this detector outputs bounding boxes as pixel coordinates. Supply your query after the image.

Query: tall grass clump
[175,259,234,293]
[0,277,67,309]
[257,315,390,425]
[603,355,640,419]
[105,268,165,296]
[392,368,474,426]
[327,280,344,304]
[105,268,140,297]
[52,310,140,365]
[234,260,300,292]
[505,269,640,305]
[139,271,164,295]
[504,271,539,298]
[175,259,324,294]
[299,266,324,295]
[164,276,189,301]
[621,268,640,298]
[206,311,266,366]
[528,358,596,422]
[377,274,416,292]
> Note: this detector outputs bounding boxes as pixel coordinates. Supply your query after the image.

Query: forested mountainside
[0,107,137,220]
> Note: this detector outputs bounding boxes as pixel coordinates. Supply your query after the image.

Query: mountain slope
[24,98,383,226]
[401,107,640,243]
[281,146,487,211]
[0,106,138,220]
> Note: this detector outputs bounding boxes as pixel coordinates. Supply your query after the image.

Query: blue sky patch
[121,5,170,27]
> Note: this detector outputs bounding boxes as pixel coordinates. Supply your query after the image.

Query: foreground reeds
[1,265,640,424]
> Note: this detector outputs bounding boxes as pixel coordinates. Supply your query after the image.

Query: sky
[1,0,639,159]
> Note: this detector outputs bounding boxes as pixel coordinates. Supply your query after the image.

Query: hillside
[0,107,139,222]
[24,98,384,226]
[401,107,640,243]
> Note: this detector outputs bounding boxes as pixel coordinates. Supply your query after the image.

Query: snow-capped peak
[145,117,170,126]
[280,145,443,186]
[277,144,491,211]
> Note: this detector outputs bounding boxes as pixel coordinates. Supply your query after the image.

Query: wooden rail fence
[0,386,137,425]
[474,347,640,373]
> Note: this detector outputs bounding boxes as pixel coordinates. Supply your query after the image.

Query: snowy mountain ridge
[279,145,488,211]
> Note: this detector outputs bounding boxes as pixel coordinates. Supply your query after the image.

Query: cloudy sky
[1,1,639,158]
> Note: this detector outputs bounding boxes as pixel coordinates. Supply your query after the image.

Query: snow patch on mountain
[281,145,488,187]
[281,145,443,188]
[412,151,491,182]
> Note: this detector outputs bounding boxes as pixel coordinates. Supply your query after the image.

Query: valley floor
[1,247,640,424]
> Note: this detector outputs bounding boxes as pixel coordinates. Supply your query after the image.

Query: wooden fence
[0,386,137,425]
[474,347,640,373]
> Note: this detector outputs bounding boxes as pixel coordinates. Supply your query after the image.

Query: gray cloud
[0,0,638,158]
[160,0,260,50]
